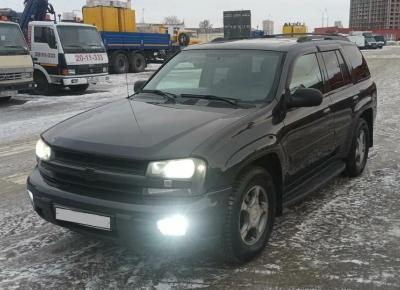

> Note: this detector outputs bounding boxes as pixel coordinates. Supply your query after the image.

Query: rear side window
[322,50,348,91]
[289,53,324,93]
[342,45,370,82]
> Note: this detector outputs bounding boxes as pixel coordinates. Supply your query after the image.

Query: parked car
[365,36,378,49]
[28,36,377,263]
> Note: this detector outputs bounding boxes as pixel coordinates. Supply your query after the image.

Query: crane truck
[12,0,110,95]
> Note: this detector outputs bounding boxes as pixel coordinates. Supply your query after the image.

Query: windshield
[0,23,28,55]
[57,26,104,53]
[144,50,283,103]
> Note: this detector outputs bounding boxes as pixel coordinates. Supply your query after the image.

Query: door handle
[323,108,331,114]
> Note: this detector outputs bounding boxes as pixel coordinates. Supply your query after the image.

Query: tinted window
[342,45,371,82]
[336,50,351,84]
[290,53,324,93]
[145,50,283,103]
[322,51,345,91]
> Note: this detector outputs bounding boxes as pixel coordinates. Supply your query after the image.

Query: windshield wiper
[180,94,242,107]
[135,90,178,103]
[4,44,26,49]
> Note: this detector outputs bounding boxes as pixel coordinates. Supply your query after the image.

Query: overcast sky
[3,0,351,32]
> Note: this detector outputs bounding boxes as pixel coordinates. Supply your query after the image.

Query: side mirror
[287,88,323,108]
[134,80,147,92]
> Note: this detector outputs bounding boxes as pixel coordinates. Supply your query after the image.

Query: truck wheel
[34,71,59,96]
[111,52,129,74]
[344,118,370,177]
[220,167,276,264]
[69,84,89,94]
[178,33,191,46]
[129,52,146,73]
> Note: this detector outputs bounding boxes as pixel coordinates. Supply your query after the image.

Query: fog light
[27,190,34,205]
[157,215,188,237]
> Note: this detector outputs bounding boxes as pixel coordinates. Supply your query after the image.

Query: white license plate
[0,90,17,97]
[55,207,111,231]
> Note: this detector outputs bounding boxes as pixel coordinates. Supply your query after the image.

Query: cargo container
[83,4,180,74]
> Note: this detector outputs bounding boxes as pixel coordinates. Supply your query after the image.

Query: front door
[281,52,335,185]
[30,26,59,72]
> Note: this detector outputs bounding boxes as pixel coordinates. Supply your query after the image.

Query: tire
[344,118,370,177]
[178,33,190,46]
[110,52,129,74]
[33,71,59,95]
[129,52,146,73]
[0,96,11,102]
[220,166,276,264]
[69,84,89,94]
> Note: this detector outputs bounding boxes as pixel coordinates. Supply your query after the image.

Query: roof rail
[264,33,350,42]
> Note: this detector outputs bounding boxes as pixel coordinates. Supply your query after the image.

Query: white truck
[0,21,34,101]
[27,21,110,95]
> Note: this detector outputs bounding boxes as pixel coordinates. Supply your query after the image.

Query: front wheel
[69,84,89,94]
[344,118,370,177]
[220,167,276,264]
[34,71,59,95]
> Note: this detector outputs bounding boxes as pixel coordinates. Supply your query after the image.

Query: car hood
[43,99,253,160]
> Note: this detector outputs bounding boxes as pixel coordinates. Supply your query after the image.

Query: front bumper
[50,74,110,86]
[0,81,34,93]
[27,167,231,243]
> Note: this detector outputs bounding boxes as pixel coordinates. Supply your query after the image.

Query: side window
[322,50,345,91]
[34,27,57,49]
[289,53,324,93]
[342,45,371,82]
[336,51,351,84]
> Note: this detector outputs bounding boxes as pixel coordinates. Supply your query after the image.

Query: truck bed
[101,31,179,51]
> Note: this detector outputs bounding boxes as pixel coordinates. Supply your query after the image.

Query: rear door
[281,50,335,184]
[318,45,360,156]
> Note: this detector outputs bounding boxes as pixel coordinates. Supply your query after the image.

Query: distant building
[350,0,400,30]
[334,21,343,28]
[262,20,274,35]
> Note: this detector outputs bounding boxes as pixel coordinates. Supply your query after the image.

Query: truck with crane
[2,0,110,95]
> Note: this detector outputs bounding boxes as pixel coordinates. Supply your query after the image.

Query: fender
[33,64,52,83]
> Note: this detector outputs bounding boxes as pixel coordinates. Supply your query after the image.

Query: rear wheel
[34,71,59,95]
[69,84,89,94]
[129,52,146,73]
[220,167,276,264]
[344,118,370,177]
[110,52,129,74]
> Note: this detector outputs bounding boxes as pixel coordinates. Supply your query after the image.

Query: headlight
[68,69,76,75]
[36,138,52,161]
[147,158,206,179]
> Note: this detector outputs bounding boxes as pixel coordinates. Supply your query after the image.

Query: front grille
[54,148,147,175]
[76,66,104,75]
[0,72,24,81]
[39,148,149,203]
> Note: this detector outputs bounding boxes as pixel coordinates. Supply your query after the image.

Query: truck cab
[28,21,109,94]
[0,21,34,101]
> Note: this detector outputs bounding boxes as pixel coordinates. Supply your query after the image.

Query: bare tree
[164,16,182,25]
[199,19,213,30]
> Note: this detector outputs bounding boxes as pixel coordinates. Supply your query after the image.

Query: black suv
[28,36,377,263]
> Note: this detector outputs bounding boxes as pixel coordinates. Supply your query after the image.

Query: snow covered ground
[1,48,400,289]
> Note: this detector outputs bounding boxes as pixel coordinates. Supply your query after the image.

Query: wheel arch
[33,64,51,83]
[230,151,285,217]
[360,108,374,147]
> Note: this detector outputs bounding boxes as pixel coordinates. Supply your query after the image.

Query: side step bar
[283,160,346,207]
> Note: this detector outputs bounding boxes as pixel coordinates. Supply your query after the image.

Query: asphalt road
[1,48,400,290]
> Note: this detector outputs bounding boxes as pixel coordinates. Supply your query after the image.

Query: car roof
[185,37,353,52]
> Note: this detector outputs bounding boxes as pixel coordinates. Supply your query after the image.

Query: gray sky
[3,0,350,32]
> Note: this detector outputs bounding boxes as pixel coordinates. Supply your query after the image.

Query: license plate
[0,90,17,97]
[55,207,111,231]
